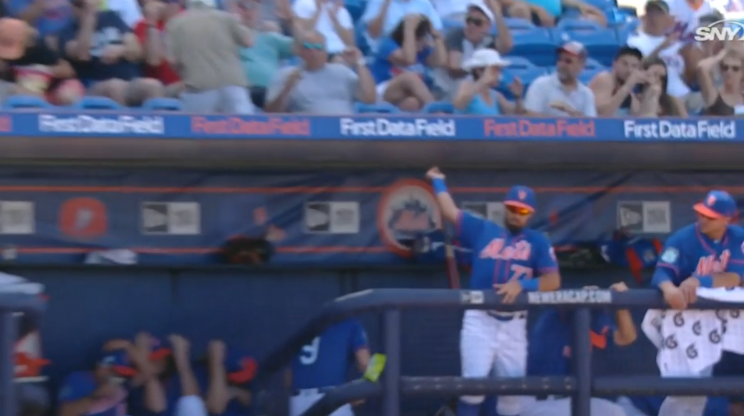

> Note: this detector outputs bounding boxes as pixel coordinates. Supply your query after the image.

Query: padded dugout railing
[254,288,744,416]
[0,293,45,416]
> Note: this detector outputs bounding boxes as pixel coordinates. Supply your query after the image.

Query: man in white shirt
[292,0,355,58]
[361,0,443,51]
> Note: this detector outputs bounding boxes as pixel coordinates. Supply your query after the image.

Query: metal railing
[252,288,744,416]
[0,293,45,416]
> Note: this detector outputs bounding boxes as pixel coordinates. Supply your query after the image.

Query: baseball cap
[504,185,536,213]
[224,348,257,384]
[467,0,495,24]
[557,41,587,59]
[694,190,737,219]
[645,0,670,13]
[98,350,136,377]
[0,19,30,60]
[462,49,510,70]
[148,337,172,360]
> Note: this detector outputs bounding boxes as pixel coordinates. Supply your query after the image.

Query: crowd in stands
[0,0,739,115]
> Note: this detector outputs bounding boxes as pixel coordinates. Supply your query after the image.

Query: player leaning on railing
[649,189,744,416]
[426,167,560,416]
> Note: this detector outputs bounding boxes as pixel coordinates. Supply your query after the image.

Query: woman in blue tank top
[452,49,525,115]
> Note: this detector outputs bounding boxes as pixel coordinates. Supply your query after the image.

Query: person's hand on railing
[679,277,700,305]
[610,282,628,292]
[660,282,688,310]
[494,280,522,303]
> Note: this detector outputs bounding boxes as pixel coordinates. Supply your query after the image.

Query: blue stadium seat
[345,0,364,22]
[2,95,52,109]
[618,5,638,17]
[74,96,123,110]
[141,98,182,111]
[555,18,620,66]
[584,57,605,71]
[423,101,455,113]
[354,102,399,113]
[443,19,463,30]
[615,18,640,43]
[579,68,603,84]
[499,62,550,99]
[355,23,371,56]
[507,19,557,66]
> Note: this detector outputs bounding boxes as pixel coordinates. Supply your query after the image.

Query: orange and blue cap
[98,350,136,377]
[225,348,257,384]
[504,185,536,212]
[693,190,736,219]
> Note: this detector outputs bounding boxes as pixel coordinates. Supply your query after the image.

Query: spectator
[203,340,254,416]
[523,41,596,117]
[10,0,71,39]
[589,46,643,116]
[361,0,443,50]
[236,0,294,108]
[452,49,524,115]
[166,0,254,113]
[57,349,131,416]
[434,0,513,99]
[634,56,687,116]
[133,0,183,98]
[508,0,606,27]
[626,0,699,99]
[103,0,144,27]
[369,14,446,111]
[265,31,375,114]
[0,18,84,105]
[699,48,744,116]
[292,0,355,60]
[58,0,164,106]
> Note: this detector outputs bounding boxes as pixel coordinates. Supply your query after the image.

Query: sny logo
[480,239,531,260]
[695,20,744,42]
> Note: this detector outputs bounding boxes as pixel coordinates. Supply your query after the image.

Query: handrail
[0,293,45,416]
[253,288,744,416]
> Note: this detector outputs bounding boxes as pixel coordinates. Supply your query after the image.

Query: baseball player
[616,395,733,416]
[651,190,744,416]
[425,167,561,416]
[57,349,132,416]
[521,282,636,416]
[200,340,255,416]
[287,318,371,416]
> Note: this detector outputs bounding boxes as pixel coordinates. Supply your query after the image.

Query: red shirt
[133,19,180,85]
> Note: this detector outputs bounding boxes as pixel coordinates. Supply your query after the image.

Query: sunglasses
[558,56,575,65]
[466,17,485,27]
[721,64,741,72]
[303,42,324,50]
[506,205,532,216]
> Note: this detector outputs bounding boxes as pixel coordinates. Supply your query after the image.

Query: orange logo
[518,190,526,200]
[377,179,442,257]
[707,195,716,206]
[59,197,108,238]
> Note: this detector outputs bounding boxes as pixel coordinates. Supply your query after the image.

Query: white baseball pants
[289,390,354,416]
[460,309,528,416]
[175,395,207,416]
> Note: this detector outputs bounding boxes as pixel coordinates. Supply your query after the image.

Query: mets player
[651,190,744,416]
[288,318,371,416]
[522,282,636,416]
[426,167,561,416]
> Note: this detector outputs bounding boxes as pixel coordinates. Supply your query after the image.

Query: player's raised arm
[426,167,487,249]
[608,282,637,346]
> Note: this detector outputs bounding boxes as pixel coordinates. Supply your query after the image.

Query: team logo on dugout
[377,179,442,257]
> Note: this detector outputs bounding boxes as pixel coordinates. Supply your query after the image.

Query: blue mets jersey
[527,309,614,376]
[652,224,744,287]
[58,372,128,416]
[456,211,558,289]
[291,319,368,389]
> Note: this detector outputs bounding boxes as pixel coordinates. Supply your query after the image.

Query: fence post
[0,311,17,416]
[572,307,591,416]
[383,309,401,416]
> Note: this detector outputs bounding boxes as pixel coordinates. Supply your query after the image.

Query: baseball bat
[443,225,461,289]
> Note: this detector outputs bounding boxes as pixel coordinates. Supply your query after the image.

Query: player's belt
[487,311,527,321]
[293,387,335,396]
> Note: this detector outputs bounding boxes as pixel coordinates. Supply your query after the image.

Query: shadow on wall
[9,267,658,396]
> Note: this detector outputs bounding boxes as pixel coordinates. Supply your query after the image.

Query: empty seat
[141,98,182,111]
[555,18,620,66]
[615,18,640,42]
[579,68,603,84]
[423,101,455,114]
[2,95,52,109]
[74,97,123,110]
[354,102,399,113]
[499,65,550,99]
[584,57,605,71]
[507,19,557,66]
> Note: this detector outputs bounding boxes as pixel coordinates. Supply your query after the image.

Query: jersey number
[510,264,533,281]
[300,337,321,365]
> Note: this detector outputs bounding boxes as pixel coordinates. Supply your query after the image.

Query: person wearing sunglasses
[426,166,560,416]
[699,47,744,116]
